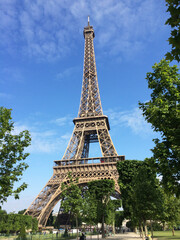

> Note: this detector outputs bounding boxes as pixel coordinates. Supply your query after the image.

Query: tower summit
[80,17,100,118]
[25,21,125,227]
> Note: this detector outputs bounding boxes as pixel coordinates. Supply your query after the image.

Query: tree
[61,173,84,239]
[117,160,144,221]
[117,160,165,239]
[115,211,124,229]
[105,199,121,234]
[131,163,164,239]
[160,193,180,236]
[139,59,180,195]
[0,107,31,204]
[165,0,180,62]
[32,218,38,233]
[0,209,7,233]
[0,212,38,234]
[18,209,27,215]
[88,179,115,238]
[81,188,98,228]
[17,225,27,240]
[18,210,38,234]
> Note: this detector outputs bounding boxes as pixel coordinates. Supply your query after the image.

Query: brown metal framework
[25,19,125,227]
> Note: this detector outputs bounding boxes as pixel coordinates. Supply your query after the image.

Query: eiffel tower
[25,18,125,227]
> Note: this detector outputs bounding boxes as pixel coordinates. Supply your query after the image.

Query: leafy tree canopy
[0,212,38,234]
[81,188,98,226]
[161,193,180,236]
[165,0,180,62]
[0,107,31,204]
[88,179,115,203]
[105,199,122,234]
[117,160,144,219]
[61,173,83,219]
[139,59,180,195]
[115,211,124,228]
[132,163,164,223]
[18,209,27,215]
[118,160,166,237]
[61,172,84,238]
[88,179,115,238]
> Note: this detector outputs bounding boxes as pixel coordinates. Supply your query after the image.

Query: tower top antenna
[88,16,90,26]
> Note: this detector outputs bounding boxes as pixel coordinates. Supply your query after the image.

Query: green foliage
[131,163,164,223]
[32,218,38,233]
[165,0,180,62]
[61,172,83,238]
[147,221,163,231]
[161,193,180,232]
[88,179,115,202]
[126,221,133,230]
[117,159,165,233]
[117,160,144,219]
[115,211,124,228]
[139,59,180,195]
[70,215,82,228]
[61,173,83,219]
[88,179,115,238]
[81,188,98,225]
[105,199,121,226]
[0,210,7,233]
[18,209,27,215]
[0,211,38,234]
[0,107,31,204]
[17,225,27,240]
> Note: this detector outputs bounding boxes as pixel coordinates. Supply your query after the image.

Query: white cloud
[13,121,71,154]
[30,129,69,154]
[0,0,168,60]
[105,107,154,136]
[13,124,30,135]
[61,133,72,140]
[12,107,155,154]
[53,116,72,126]
[56,67,79,81]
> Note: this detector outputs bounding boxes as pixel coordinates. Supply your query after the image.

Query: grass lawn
[153,231,180,240]
[0,233,77,240]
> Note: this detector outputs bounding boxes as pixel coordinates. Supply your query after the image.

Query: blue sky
[1,0,171,213]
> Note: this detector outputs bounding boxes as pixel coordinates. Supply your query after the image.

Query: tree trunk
[150,220,153,238]
[140,223,145,240]
[90,225,92,240]
[139,223,142,238]
[76,216,78,240]
[134,227,137,233]
[172,227,175,236]
[144,220,148,237]
[102,213,105,238]
[163,222,165,231]
[97,225,99,240]
[112,219,115,234]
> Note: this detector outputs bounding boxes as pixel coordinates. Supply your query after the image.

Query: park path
[86,232,142,240]
[106,232,142,240]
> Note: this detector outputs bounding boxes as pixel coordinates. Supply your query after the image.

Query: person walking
[80,233,86,240]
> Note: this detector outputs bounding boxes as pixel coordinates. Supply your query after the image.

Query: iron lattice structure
[25,20,125,227]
